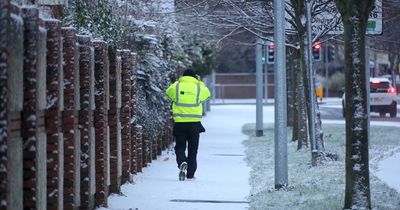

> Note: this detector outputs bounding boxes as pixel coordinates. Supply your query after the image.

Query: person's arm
[199,82,211,102]
[165,81,177,101]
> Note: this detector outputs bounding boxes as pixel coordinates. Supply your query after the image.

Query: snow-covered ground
[376,152,400,193]
[243,123,400,209]
[99,100,400,210]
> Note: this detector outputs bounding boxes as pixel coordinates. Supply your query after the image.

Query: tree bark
[287,56,295,128]
[296,62,309,150]
[335,0,374,209]
[290,0,309,150]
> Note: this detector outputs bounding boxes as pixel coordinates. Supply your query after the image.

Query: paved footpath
[100,105,273,210]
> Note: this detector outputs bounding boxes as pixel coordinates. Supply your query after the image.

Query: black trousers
[173,122,204,178]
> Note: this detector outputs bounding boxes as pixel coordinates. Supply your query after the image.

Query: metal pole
[306,0,318,166]
[324,43,329,98]
[256,38,264,137]
[274,0,288,189]
[264,61,269,103]
[366,38,370,147]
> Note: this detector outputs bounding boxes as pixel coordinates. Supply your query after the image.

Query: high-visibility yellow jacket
[166,76,211,122]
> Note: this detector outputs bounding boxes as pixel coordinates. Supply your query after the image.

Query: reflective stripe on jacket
[166,76,211,122]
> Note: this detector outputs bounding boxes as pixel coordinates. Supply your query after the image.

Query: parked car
[379,74,400,94]
[342,77,398,118]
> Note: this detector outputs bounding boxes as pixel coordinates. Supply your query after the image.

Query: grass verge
[242,123,400,210]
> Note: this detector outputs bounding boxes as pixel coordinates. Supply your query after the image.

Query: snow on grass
[242,123,400,210]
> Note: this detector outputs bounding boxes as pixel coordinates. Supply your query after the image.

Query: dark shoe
[179,162,188,181]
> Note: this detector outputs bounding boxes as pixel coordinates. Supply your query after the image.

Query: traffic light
[312,43,321,61]
[261,44,266,63]
[327,44,335,62]
[267,42,274,64]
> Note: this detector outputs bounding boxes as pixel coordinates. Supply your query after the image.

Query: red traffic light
[268,43,275,49]
[312,42,321,61]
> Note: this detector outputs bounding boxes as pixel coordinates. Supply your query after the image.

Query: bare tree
[174,0,346,159]
[335,0,374,209]
[286,0,339,154]
[286,1,309,149]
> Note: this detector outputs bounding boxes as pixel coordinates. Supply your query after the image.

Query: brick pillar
[141,128,150,168]
[120,50,132,183]
[162,126,168,151]
[93,40,109,207]
[37,25,48,210]
[133,125,143,173]
[20,7,40,210]
[167,119,174,146]
[152,129,158,160]
[0,0,10,208]
[170,119,174,146]
[163,106,173,150]
[108,50,122,193]
[44,19,64,210]
[6,4,24,210]
[146,130,152,165]
[61,27,79,210]
[157,130,163,156]
[77,35,95,209]
[130,53,137,175]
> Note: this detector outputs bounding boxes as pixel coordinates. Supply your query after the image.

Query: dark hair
[182,69,197,78]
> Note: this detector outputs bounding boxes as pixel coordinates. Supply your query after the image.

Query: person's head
[182,69,197,79]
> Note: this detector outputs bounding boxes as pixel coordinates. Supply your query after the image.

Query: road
[319,98,400,123]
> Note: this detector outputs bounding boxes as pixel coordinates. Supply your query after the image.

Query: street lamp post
[274,0,288,189]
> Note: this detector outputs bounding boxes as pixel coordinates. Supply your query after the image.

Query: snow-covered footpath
[99,103,400,210]
[99,105,263,210]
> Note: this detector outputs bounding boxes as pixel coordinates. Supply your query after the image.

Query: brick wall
[108,50,122,194]
[21,6,40,210]
[93,40,109,207]
[0,1,174,209]
[120,50,132,184]
[44,19,63,210]
[61,27,79,210]
[0,0,10,208]
[77,35,95,210]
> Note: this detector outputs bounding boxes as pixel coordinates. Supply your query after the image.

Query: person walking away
[165,69,211,181]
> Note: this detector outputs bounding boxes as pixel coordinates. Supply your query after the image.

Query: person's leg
[186,125,200,178]
[174,123,188,168]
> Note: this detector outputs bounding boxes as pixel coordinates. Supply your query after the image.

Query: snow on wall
[44,19,64,209]
[0,0,9,208]
[93,40,109,206]
[0,1,176,209]
[20,6,41,209]
[77,34,96,210]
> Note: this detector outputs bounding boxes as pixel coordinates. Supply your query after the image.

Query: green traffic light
[262,57,266,62]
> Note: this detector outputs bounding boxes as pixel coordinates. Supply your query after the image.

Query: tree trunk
[314,102,324,152]
[287,56,295,128]
[291,58,308,149]
[296,65,309,150]
[300,1,325,156]
[335,0,374,209]
[291,0,325,153]
[290,0,309,150]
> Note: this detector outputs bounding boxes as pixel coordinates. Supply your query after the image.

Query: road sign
[366,0,382,34]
